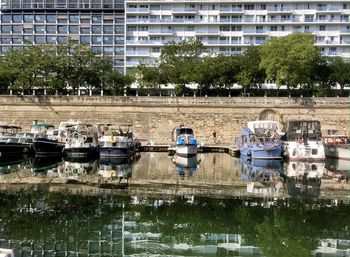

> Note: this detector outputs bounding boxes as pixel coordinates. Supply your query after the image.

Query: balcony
[196,29,220,35]
[172,8,197,13]
[316,6,342,13]
[126,8,150,13]
[219,7,243,13]
[126,51,150,56]
[148,29,174,35]
[267,7,294,13]
[243,29,268,34]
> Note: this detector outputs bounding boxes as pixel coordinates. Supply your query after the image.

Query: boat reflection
[0,155,31,175]
[98,154,140,182]
[172,154,199,177]
[283,161,324,198]
[61,157,99,181]
[239,156,282,195]
[31,156,64,175]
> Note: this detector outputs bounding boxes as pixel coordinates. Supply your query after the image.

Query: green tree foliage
[259,33,321,91]
[329,57,350,96]
[237,46,266,94]
[132,64,166,95]
[159,39,205,95]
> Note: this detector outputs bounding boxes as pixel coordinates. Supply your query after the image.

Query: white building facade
[125,0,350,72]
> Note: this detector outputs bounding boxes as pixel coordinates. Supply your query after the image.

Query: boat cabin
[0,125,21,137]
[98,124,133,138]
[174,127,194,140]
[283,120,322,142]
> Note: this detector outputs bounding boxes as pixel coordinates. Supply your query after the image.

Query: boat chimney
[32,119,38,125]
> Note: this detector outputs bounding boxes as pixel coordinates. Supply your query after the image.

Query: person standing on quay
[212,130,217,144]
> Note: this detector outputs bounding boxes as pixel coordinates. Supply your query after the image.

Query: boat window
[178,128,193,135]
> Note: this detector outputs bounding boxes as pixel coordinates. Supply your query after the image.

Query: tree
[133,64,166,96]
[236,46,266,94]
[329,57,350,96]
[159,39,205,95]
[107,70,134,95]
[259,33,321,93]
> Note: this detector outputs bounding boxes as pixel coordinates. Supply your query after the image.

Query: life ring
[82,135,87,142]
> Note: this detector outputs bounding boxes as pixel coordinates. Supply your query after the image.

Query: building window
[80,27,90,33]
[11,25,22,33]
[92,25,102,33]
[320,25,326,31]
[69,25,79,33]
[92,36,102,43]
[92,15,102,23]
[57,19,67,24]
[46,14,56,23]
[80,35,90,43]
[35,14,45,23]
[35,25,45,33]
[58,25,67,34]
[270,26,278,31]
[115,25,124,32]
[244,4,254,10]
[24,14,34,22]
[46,25,56,33]
[12,36,22,44]
[69,14,79,23]
[46,35,56,43]
[151,47,160,53]
[57,36,68,43]
[343,4,348,9]
[1,25,10,33]
[23,35,34,42]
[1,15,11,23]
[1,37,11,43]
[81,18,90,24]
[103,25,113,33]
[35,35,46,43]
[127,26,137,31]
[91,46,101,52]
[103,35,113,43]
[23,27,33,33]
[12,14,22,23]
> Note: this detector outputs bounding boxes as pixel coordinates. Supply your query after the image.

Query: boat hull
[32,139,65,156]
[240,145,282,160]
[100,146,135,158]
[283,141,325,161]
[63,147,99,158]
[0,142,32,156]
[324,144,350,160]
[176,144,197,157]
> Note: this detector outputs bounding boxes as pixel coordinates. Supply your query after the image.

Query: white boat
[236,120,283,159]
[323,134,350,160]
[98,123,140,157]
[63,123,99,158]
[174,127,197,157]
[282,120,325,161]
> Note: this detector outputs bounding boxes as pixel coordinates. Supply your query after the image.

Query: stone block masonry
[0,96,349,145]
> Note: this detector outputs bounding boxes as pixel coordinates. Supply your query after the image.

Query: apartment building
[125,1,350,72]
[0,0,125,72]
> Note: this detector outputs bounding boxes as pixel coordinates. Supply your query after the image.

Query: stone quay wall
[0,96,349,145]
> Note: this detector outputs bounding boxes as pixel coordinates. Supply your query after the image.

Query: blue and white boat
[98,124,140,158]
[174,127,197,157]
[236,120,282,160]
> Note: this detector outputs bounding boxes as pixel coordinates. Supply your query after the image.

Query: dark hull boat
[63,147,99,159]
[32,138,65,156]
[100,146,135,158]
[0,140,32,156]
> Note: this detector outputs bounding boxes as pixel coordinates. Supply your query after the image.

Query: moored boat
[63,123,99,158]
[174,127,197,157]
[282,120,325,161]
[98,123,140,158]
[0,125,31,156]
[323,134,350,160]
[236,120,282,160]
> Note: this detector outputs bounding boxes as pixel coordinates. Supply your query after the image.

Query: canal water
[0,153,349,256]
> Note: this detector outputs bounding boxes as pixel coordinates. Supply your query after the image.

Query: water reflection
[0,193,349,257]
[0,153,349,199]
[172,154,200,177]
[239,157,282,196]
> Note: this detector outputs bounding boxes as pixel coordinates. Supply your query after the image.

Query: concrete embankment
[1,96,349,144]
